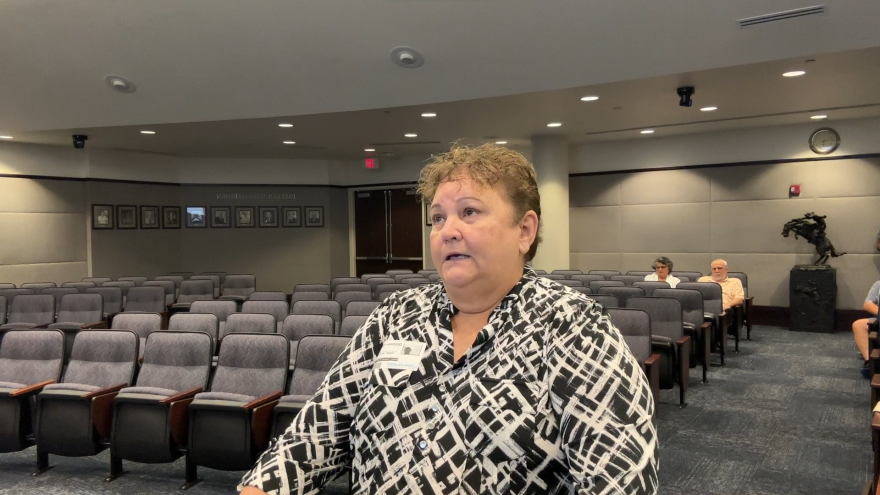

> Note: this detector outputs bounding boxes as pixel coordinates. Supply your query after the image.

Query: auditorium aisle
[0,327,870,494]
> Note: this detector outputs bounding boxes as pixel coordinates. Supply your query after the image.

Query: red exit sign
[364,158,379,170]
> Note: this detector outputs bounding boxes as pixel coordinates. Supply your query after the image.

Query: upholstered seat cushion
[0,322,38,329]
[194,391,254,402]
[48,322,85,330]
[44,382,100,392]
[278,394,311,404]
[119,386,178,397]
[0,381,26,390]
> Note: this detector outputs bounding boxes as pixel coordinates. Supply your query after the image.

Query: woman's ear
[518,211,539,257]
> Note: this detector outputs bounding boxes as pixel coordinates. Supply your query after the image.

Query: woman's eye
[432,215,444,223]
[464,208,477,216]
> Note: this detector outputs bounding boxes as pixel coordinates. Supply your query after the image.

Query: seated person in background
[852,279,879,379]
[644,256,680,288]
[697,259,743,310]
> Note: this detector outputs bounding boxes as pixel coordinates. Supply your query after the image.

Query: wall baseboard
[752,305,866,333]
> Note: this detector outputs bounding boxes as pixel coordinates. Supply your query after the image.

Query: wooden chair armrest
[872,349,880,361]
[745,296,754,302]
[243,391,282,410]
[644,354,660,366]
[10,380,55,397]
[700,321,712,330]
[676,335,690,346]
[872,374,880,389]
[92,392,117,439]
[34,323,51,329]
[159,387,203,404]
[252,400,279,450]
[872,411,880,430]
[82,321,108,329]
[83,383,127,399]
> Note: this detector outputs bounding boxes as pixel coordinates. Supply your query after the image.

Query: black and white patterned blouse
[239,267,658,494]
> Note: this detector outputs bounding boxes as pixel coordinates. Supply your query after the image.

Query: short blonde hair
[417,143,542,261]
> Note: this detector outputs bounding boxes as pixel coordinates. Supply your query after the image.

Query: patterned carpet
[0,326,871,494]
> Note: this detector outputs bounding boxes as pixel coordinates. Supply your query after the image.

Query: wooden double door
[354,188,424,275]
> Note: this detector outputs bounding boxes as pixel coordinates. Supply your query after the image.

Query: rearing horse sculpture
[781,212,846,265]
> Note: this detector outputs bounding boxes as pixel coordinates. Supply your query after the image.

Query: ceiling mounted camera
[677,86,695,107]
[72,134,89,149]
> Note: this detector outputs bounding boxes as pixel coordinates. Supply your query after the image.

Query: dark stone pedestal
[789,265,837,333]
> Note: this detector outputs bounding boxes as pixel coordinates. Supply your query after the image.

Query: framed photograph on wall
[424,201,432,226]
[92,204,114,230]
[117,205,137,229]
[235,206,255,228]
[140,206,160,229]
[259,206,279,227]
[210,206,231,228]
[186,207,207,228]
[305,206,324,228]
[282,206,302,227]
[162,206,181,229]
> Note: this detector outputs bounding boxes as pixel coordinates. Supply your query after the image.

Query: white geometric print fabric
[239,267,658,494]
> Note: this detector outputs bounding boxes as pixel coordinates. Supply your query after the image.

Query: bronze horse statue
[781,212,845,265]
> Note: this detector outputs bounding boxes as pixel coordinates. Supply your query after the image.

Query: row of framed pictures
[92,205,324,230]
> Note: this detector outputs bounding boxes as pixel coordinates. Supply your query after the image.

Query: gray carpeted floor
[0,325,871,494]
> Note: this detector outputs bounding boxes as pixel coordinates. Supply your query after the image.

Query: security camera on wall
[677,87,695,107]
[72,134,88,149]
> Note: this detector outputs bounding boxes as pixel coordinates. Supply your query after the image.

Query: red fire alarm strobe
[789,185,800,197]
[364,158,379,170]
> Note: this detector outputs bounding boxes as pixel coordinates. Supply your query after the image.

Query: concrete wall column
[530,135,569,271]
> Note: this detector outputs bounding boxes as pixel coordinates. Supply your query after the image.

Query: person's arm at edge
[729,279,744,308]
[548,300,658,494]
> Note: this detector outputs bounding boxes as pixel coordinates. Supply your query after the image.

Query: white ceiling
[1,1,880,159]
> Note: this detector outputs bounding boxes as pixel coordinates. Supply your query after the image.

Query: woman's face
[429,177,534,290]
[654,263,669,279]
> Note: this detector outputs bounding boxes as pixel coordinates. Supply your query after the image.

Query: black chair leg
[105,451,124,482]
[181,453,201,490]
[33,447,52,476]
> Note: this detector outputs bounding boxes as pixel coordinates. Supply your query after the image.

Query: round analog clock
[809,128,840,155]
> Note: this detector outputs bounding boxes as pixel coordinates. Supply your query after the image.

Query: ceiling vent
[738,5,825,28]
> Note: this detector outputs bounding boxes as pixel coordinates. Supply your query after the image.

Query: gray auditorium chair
[190,300,236,337]
[171,280,214,311]
[191,275,221,298]
[47,294,107,361]
[334,292,373,312]
[340,316,368,337]
[34,330,138,474]
[108,331,213,481]
[111,312,163,359]
[271,335,351,438]
[242,300,288,332]
[344,300,380,317]
[41,287,78,315]
[0,296,5,325]
[291,301,342,333]
[571,274,606,285]
[0,288,35,303]
[598,286,645,308]
[169,314,219,346]
[532,269,547,275]
[0,330,64,453]
[427,273,442,282]
[588,270,621,279]
[587,294,619,309]
[124,286,167,313]
[248,291,286,301]
[330,277,360,294]
[103,281,135,300]
[728,271,753,340]
[676,276,691,282]
[626,296,689,407]
[61,281,95,293]
[379,292,396,302]
[185,333,288,488]
[551,269,583,279]
[404,277,431,288]
[360,273,387,283]
[22,282,56,291]
[673,271,703,282]
[606,308,659,411]
[224,313,276,337]
[375,283,409,297]
[1,294,55,330]
[334,283,371,294]
[200,271,227,288]
[678,282,729,364]
[280,315,335,368]
[118,276,148,287]
[220,275,257,305]
[610,275,645,286]
[366,277,395,295]
[154,276,185,298]
[542,274,566,280]
[0,283,15,289]
[82,277,111,286]
[626,271,654,277]
[570,286,593,296]
[555,279,584,287]
[293,283,331,297]
[393,273,422,283]
[589,280,625,293]
[143,280,176,306]
[291,292,330,304]
[386,269,413,276]
[632,281,670,297]
[418,270,437,276]
[168,272,195,280]
[655,288,711,383]
[86,287,123,318]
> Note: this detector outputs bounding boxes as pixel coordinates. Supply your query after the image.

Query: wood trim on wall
[752,305,868,332]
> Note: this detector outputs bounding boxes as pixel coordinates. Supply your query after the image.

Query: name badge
[376,340,426,371]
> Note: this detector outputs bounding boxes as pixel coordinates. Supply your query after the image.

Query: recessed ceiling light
[404,133,417,138]
[364,148,376,152]
[495,141,508,145]
[547,122,562,127]
[580,96,599,101]
[783,70,805,77]
[700,106,717,112]
[640,129,655,134]
[278,123,293,128]
[140,130,156,135]
[421,113,436,118]
[283,141,296,144]
[0,136,12,139]
[811,115,827,120]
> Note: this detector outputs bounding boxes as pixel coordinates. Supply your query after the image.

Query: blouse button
[418,440,428,450]
[431,405,439,414]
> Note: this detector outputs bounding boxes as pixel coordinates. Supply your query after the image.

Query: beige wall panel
[829,254,880,310]
[0,213,87,265]
[0,262,88,286]
[716,253,814,307]
[620,169,711,205]
[90,230,181,279]
[710,199,818,254]
[620,253,712,276]
[569,207,620,253]
[809,157,880,199]
[815,196,880,255]
[569,175,620,207]
[570,253,622,272]
[620,203,711,253]
[327,187,352,277]
[0,178,85,213]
